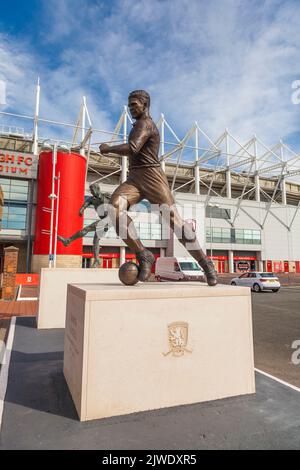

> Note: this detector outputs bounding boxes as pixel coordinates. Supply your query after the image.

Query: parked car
[155,256,205,281]
[231,272,280,292]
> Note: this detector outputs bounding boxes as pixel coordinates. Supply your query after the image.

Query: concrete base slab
[1,317,300,449]
[37,268,119,329]
[64,282,255,421]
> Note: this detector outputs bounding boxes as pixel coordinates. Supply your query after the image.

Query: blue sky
[1,0,300,149]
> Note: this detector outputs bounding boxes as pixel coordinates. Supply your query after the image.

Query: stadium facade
[1,85,300,275]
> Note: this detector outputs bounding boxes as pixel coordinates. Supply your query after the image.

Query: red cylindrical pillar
[33,151,86,260]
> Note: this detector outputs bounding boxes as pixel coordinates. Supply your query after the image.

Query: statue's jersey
[128,115,160,170]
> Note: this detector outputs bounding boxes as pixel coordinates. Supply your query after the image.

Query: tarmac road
[251,286,300,388]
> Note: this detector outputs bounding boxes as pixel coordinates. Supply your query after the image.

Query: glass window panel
[0,185,10,194]
[151,234,161,240]
[5,221,25,230]
[8,215,26,223]
[1,188,11,199]
[9,178,25,185]
[0,179,28,202]
[139,231,150,237]
[8,192,27,201]
[8,206,27,215]
[205,207,231,219]
[10,184,28,192]
[222,228,231,236]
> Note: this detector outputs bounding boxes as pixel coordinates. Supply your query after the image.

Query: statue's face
[128,97,146,119]
[90,184,100,197]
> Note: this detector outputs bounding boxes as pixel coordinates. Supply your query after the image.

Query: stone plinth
[37,268,119,329]
[31,254,82,273]
[64,282,255,422]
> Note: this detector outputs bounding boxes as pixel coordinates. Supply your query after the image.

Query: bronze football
[118,262,139,286]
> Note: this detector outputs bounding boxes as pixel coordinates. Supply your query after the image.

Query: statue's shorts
[110,165,202,253]
[110,165,174,207]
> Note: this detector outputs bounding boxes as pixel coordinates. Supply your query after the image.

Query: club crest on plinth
[163,321,192,357]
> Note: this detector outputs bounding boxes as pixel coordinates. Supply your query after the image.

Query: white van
[155,257,205,282]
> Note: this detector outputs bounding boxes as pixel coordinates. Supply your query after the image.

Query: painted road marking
[255,367,300,393]
[0,317,16,432]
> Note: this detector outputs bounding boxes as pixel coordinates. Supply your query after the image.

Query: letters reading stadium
[1,83,300,275]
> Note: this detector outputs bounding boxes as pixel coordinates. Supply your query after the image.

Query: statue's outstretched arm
[79,197,92,216]
[99,143,132,157]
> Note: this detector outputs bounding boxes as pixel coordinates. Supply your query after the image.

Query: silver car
[231,272,280,293]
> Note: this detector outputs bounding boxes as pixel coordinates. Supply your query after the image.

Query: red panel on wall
[273,261,283,273]
[15,274,40,285]
[266,260,272,272]
[284,261,289,273]
[33,151,86,256]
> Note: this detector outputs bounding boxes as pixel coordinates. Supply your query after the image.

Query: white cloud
[1,0,300,151]
[0,32,112,140]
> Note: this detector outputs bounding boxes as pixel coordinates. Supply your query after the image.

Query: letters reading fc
[163,321,192,357]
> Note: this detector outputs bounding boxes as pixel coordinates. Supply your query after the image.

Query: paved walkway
[0,317,300,450]
[0,300,38,319]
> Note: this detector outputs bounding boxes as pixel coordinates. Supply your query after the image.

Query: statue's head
[89,183,101,197]
[128,90,150,119]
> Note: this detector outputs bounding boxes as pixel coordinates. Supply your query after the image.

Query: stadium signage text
[0,150,38,179]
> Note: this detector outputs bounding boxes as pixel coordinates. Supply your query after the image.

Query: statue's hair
[128,90,150,108]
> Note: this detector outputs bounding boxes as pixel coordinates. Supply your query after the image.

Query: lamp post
[207,203,220,262]
[40,141,70,268]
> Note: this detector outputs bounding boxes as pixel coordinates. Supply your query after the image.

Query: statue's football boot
[136,249,155,282]
[198,257,218,286]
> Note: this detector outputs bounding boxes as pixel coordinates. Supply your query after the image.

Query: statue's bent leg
[109,181,154,281]
[144,166,217,286]
[164,206,217,286]
[109,182,144,251]
[58,222,98,247]
[92,232,100,267]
